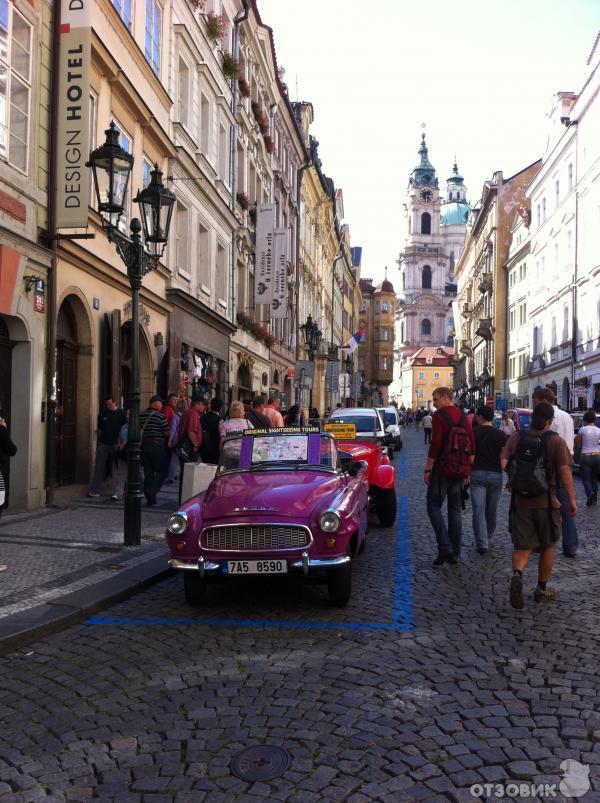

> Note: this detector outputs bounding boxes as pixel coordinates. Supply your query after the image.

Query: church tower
[393,135,469,403]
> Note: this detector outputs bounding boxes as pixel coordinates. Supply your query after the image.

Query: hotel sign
[56,0,91,228]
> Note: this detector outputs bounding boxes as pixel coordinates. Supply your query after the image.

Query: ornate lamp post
[300,315,322,411]
[87,123,175,546]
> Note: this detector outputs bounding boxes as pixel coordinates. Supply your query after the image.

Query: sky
[257,0,599,289]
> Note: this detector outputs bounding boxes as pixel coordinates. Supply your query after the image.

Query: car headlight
[167,512,188,535]
[320,509,340,533]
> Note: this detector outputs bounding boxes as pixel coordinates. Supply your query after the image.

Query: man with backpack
[501,402,576,609]
[424,387,475,566]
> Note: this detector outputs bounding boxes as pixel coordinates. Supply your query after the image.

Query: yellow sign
[323,423,356,440]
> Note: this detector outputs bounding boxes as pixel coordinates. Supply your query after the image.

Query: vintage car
[323,419,397,526]
[166,428,369,607]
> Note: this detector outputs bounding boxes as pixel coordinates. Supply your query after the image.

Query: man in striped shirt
[139,395,170,505]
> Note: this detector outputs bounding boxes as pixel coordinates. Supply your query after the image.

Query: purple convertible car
[166,427,369,606]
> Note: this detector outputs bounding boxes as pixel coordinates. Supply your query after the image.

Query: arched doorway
[120,322,153,409]
[236,363,252,399]
[56,294,93,487]
[562,377,570,410]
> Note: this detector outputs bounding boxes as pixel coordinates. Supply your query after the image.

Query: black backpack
[509,430,556,497]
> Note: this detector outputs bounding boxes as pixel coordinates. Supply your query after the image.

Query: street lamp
[87,123,175,546]
[300,314,322,361]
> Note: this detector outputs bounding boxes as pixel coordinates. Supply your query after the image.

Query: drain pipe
[229,0,249,403]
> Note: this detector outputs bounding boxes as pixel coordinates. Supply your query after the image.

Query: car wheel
[327,563,352,607]
[183,572,206,605]
[376,488,397,526]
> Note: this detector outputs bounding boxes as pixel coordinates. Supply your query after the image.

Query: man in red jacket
[424,387,475,566]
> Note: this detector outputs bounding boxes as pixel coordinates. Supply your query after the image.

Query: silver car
[377,406,403,452]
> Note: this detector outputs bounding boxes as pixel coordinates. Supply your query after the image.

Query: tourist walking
[219,400,253,447]
[88,397,127,498]
[200,398,223,465]
[531,386,578,556]
[139,395,170,506]
[470,405,508,554]
[176,397,205,504]
[244,396,272,429]
[422,411,433,444]
[499,412,515,436]
[0,414,17,517]
[264,397,285,428]
[575,410,600,505]
[165,399,186,483]
[112,412,129,500]
[424,387,475,565]
[501,402,576,608]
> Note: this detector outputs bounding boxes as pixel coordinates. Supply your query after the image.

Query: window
[380,356,390,371]
[375,301,380,314]
[112,0,132,29]
[218,123,228,183]
[541,197,546,222]
[216,241,227,306]
[509,308,516,331]
[417,388,424,399]
[175,202,190,277]
[536,205,540,228]
[555,180,560,207]
[422,265,432,289]
[519,303,526,326]
[200,92,210,155]
[421,212,431,235]
[359,303,368,314]
[418,371,425,380]
[519,262,526,281]
[382,328,389,341]
[421,318,431,336]
[567,163,573,192]
[177,57,190,129]
[142,158,152,189]
[433,371,440,380]
[198,221,210,289]
[381,301,389,313]
[509,356,516,379]
[0,1,32,173]
[145,0,161,75]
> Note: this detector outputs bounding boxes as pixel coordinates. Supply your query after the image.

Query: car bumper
[168,552,350,577]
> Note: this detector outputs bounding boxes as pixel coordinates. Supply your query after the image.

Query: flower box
[238,77,251,98]
[264,135,275,154]
[236,191,250,210]
[221,51,239,80]
[206,11,226,41]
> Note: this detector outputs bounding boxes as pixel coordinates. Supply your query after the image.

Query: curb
[0,555,172,657]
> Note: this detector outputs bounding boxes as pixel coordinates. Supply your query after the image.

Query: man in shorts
[501,402,576,609]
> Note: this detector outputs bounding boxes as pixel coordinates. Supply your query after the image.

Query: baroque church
[394,134,470,385]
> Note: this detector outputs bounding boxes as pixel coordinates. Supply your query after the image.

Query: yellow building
[401,346,455,411]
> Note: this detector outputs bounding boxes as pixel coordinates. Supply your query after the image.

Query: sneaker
[432,552,454,566]
[477,547,488,555]
[87,491,99,498]
[534,586,556,602]
[510,574,524,609]
[111,493,122,500]
[586,492,597,507]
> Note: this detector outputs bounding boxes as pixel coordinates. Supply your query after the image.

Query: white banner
[271,228,288,318]
[254,203,276,305]
[56,0,92,228]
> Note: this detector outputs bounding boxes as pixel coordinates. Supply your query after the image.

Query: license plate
[223,559,288,575]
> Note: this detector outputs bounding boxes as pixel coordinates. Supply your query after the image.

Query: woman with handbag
[176,397,205,504]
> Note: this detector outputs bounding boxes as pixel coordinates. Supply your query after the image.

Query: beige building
[0,0,53,510]
[401,346,454,411]
[357,276,395,405]
[453,161,541,408]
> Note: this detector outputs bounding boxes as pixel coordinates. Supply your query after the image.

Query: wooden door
[56,341,78,485]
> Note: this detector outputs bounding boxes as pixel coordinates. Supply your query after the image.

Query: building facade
[400,346,454,411]
[453,161,541,408]
[357,276,395,406]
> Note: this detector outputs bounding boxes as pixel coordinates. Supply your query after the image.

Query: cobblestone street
[1,427,600,802]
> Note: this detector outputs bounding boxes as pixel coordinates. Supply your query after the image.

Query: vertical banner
[271,228,288,318]
[254,203,276,304]
[56,0,92,228]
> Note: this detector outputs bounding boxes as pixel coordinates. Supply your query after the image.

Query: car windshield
[331,415,378,433]
[218,430,338,472]
[382,411,397,426]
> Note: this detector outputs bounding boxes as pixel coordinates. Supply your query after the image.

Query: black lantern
[134,163,175,257]
[300,315,322,360]
[87,122,134,221]
[344,355,353,374]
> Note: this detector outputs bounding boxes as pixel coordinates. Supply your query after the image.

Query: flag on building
[341,327,366,354]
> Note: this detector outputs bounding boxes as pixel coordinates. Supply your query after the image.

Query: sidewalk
[0,480,179,655]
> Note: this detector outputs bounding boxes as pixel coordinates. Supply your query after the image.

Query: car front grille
[201,524,311,551]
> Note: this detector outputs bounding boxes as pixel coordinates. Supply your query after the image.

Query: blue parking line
[87,495,414,632]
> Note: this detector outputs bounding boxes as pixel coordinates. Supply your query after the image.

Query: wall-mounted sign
[254,204,275,305]
[56,0,92,228]
[33,292,45,313]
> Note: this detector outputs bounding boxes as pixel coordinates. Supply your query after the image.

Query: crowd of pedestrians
[423,384,595,610]
[87,393,301,507]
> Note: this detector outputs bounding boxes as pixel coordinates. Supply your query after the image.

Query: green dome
[440,201,469,226]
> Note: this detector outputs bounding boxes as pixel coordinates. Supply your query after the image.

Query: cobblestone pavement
[1,427,600,802]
